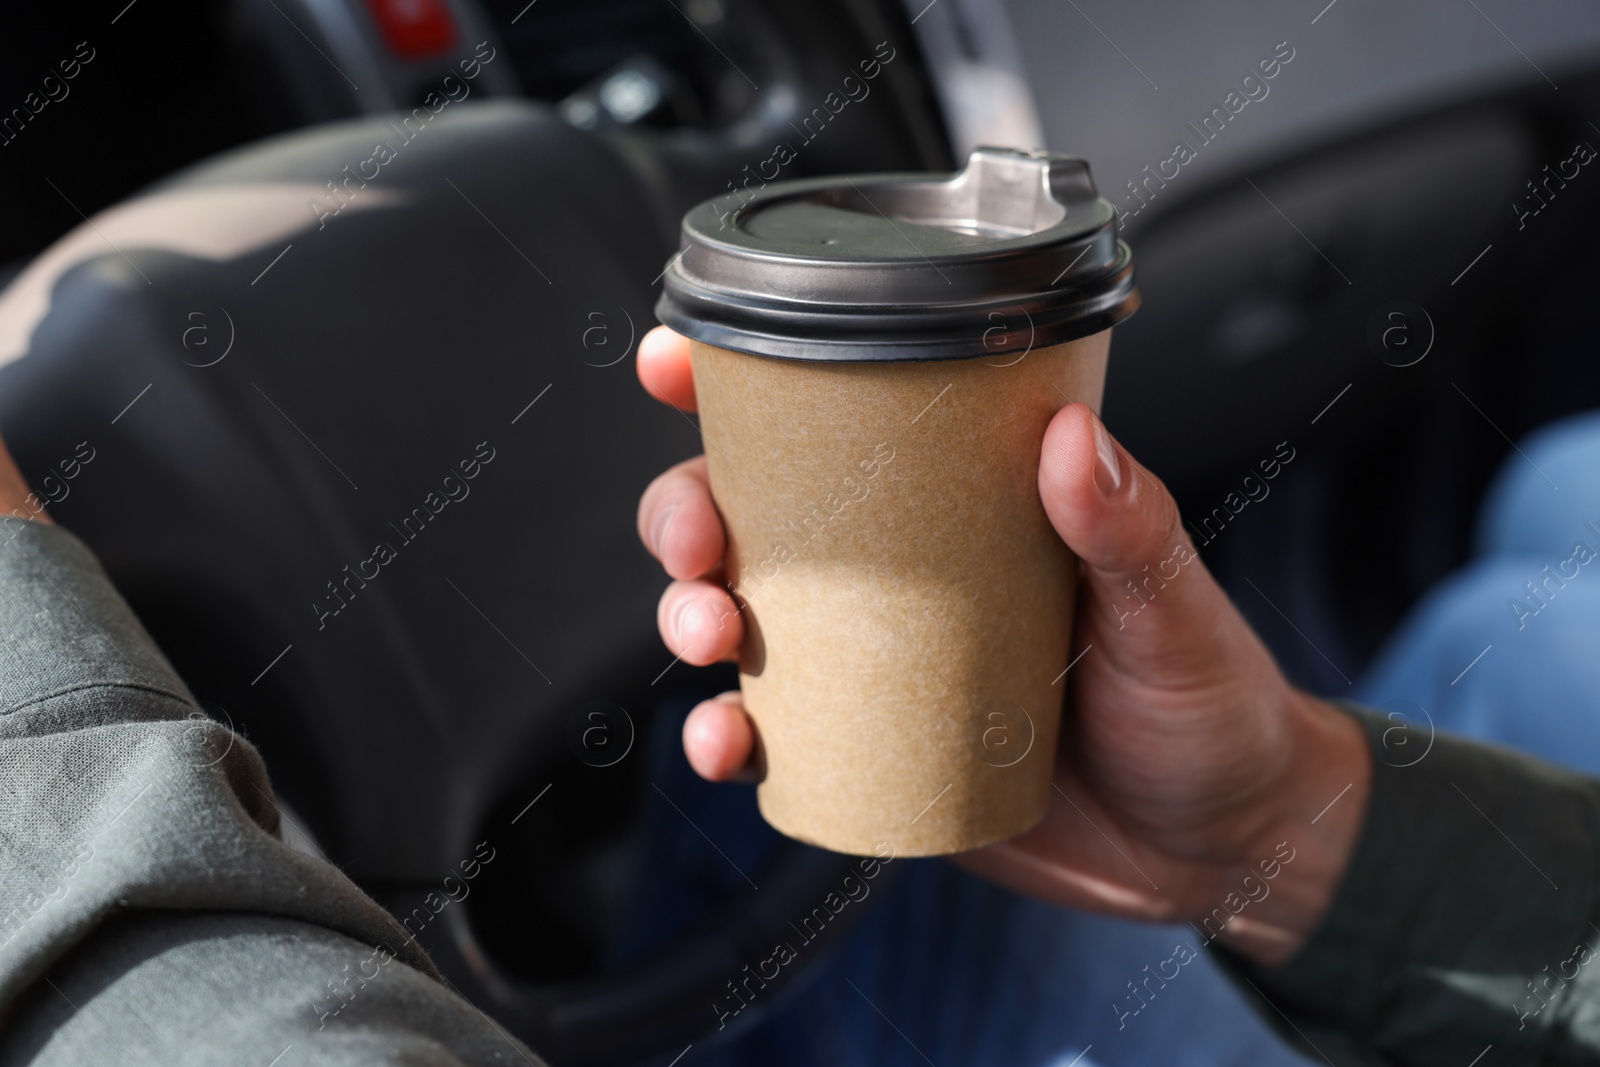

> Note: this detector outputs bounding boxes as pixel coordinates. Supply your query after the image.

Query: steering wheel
[0,100,898,1064]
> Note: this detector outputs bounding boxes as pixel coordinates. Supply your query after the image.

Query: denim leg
[640,697,1314,1067]
[1474,409,1600,560]
[678,857,1317,1067]
[767,863,1317,1067]
[1351,558,1600,771]
[1355,409,1600,772]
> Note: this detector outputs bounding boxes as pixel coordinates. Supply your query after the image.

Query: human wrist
[1207,692,1371,967]
[0,440,53,526]
[0,494,52,526]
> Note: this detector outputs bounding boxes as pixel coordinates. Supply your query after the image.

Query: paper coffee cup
[659,148,1140,856]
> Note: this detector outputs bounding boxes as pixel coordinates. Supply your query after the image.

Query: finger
[683,691,760,782]
[1038,404,1270,682]
[638,325,697,412]
[637,456,726,581]
[1039,404,1187,574]
[656,579,744,665]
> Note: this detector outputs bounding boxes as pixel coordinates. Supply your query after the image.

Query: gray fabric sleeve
[0,521,542,1066]
[1221,705,1600,1066]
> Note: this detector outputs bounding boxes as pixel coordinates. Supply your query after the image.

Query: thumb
[1039,404,1272,687]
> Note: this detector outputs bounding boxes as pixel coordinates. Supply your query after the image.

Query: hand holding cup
[637,324,1371,968]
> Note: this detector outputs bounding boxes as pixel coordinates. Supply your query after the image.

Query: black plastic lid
[656,146,1140,362]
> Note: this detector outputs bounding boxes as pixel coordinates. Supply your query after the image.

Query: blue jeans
[1353,409,1600,772]
[634,411,1600,1067]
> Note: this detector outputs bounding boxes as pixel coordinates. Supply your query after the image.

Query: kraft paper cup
[691,331,1111,857]
[658,146,1140,855]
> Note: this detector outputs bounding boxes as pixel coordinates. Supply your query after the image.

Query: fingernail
[673,596,703,648]
[650,504,679,556]
[1092,417,1125,496]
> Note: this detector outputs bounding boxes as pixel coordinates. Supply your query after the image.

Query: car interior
[4,0,1600,1062]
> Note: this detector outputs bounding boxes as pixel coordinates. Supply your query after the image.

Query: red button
[365,0,458,60]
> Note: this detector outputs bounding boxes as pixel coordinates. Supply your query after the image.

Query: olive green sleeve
[0,521,542,1065]
[1220,705,1600,1066]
